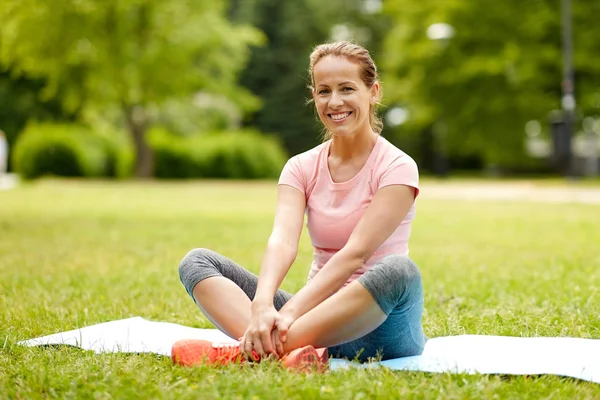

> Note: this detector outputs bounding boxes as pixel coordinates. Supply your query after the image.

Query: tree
[0,70,73,171]
[380,0,600,170]
[0,0,262,177]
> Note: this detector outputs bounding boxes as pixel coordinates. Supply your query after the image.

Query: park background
[2,0,600,399]
[1,0,599,180]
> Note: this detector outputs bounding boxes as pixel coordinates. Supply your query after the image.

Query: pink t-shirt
[278,135,419,286]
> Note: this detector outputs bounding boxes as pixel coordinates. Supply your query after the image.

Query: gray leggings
[179,248,427,362]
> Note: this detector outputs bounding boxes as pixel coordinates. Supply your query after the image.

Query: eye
[318,89,330,95]
[342,87,354,92]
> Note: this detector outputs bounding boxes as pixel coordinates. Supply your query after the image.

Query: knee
[379,255,422,295]
[178,248,214,281]
[358,254,423,315]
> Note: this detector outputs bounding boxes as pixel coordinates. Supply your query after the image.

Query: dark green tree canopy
[381,0,600,168]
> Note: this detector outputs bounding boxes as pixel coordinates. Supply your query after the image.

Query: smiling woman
[173,41,426,372]
[309,41,383,141]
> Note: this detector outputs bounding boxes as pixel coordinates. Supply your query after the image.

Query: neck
[329,129,378,161]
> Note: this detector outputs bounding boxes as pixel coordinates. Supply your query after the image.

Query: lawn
[1,179,599,399]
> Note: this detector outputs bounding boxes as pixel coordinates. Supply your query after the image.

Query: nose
[329,90,343,109]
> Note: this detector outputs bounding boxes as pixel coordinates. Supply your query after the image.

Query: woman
[173,41,427,371]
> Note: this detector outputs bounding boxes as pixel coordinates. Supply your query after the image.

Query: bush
[12,123,133,179]
[150,129,288,179]
[93,128,135,178]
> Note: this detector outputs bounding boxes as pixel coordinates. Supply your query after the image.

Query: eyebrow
[316,81,357,88]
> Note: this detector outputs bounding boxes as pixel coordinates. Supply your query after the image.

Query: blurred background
[0,0,599,182]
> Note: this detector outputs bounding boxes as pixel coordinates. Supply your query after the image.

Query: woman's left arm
[277,184,416,323]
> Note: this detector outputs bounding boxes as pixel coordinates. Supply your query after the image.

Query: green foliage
[12,124,133,179]
[150,129,287,179]
[0,0,263,112]
[0,0,264,176]
[0,70,74,171]
[150,93,243,136]
[93,128,135,178]
[380,0,600,169]
[6,0,600,175]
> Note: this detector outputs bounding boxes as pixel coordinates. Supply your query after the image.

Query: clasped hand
[239,304,294,360]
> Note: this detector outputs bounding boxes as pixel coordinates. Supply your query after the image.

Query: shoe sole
[285,346,329,373]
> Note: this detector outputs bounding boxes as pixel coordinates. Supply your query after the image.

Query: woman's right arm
[239,184,305,358]
[253,184,306,306]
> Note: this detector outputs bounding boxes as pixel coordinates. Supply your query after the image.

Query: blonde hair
[308,41,383,140]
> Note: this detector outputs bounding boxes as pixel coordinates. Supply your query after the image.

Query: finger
[259,329,275,356]
[252,339,265,361]
[270,330,278,355]
[272,330,284,357]
[241,332,256,360]
[276,322,288,343]
[269,329,279,357]
[243,336,256,360]
[238,335,245,352]
[239,334,251,359]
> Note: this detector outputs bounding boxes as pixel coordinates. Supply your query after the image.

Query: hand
[273,311,296,354]
[239,303,279,360]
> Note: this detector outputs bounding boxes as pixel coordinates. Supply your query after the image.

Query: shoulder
[279,141,328,192]
[371,136,419,194]
[288,141,329,166]
[282,141,328,177]
[374,136,418,171]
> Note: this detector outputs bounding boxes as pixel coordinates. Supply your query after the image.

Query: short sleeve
[378,156,420,198]
[278,156,306,195]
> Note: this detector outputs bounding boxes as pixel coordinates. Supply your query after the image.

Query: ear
[370,82,381,104]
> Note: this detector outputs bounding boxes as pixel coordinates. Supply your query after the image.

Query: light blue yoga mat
[19,317,600,384]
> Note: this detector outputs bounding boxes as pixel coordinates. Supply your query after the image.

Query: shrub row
[12,124,132,179]
[149,128,287,179]
[12,123,288,180]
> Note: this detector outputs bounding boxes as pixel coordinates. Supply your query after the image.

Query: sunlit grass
[1,179,599,399]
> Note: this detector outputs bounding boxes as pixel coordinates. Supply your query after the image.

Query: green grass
[1,179,599,399]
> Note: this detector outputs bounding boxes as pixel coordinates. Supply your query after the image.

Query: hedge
[12,124,287,180]
[150,129,288,179]
[12,123,133,179]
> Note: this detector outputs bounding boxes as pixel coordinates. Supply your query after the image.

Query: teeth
[331,112,350,121]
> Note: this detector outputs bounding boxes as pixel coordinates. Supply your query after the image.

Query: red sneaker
[316,347,329,364]
[281,345,329,373]
[171,339,259,367]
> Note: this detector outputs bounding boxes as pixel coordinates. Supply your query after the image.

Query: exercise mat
[19,317,600,383]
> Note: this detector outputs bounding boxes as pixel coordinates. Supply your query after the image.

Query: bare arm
[252,184,306,307]
[240,184,306,357]
[278,184,416,321]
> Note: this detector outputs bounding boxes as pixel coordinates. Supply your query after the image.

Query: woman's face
[312,55,379,138]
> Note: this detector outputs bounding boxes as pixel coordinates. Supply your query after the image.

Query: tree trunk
[124,105,153,178]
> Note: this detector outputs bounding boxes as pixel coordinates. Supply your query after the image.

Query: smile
[328,112,352,122]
